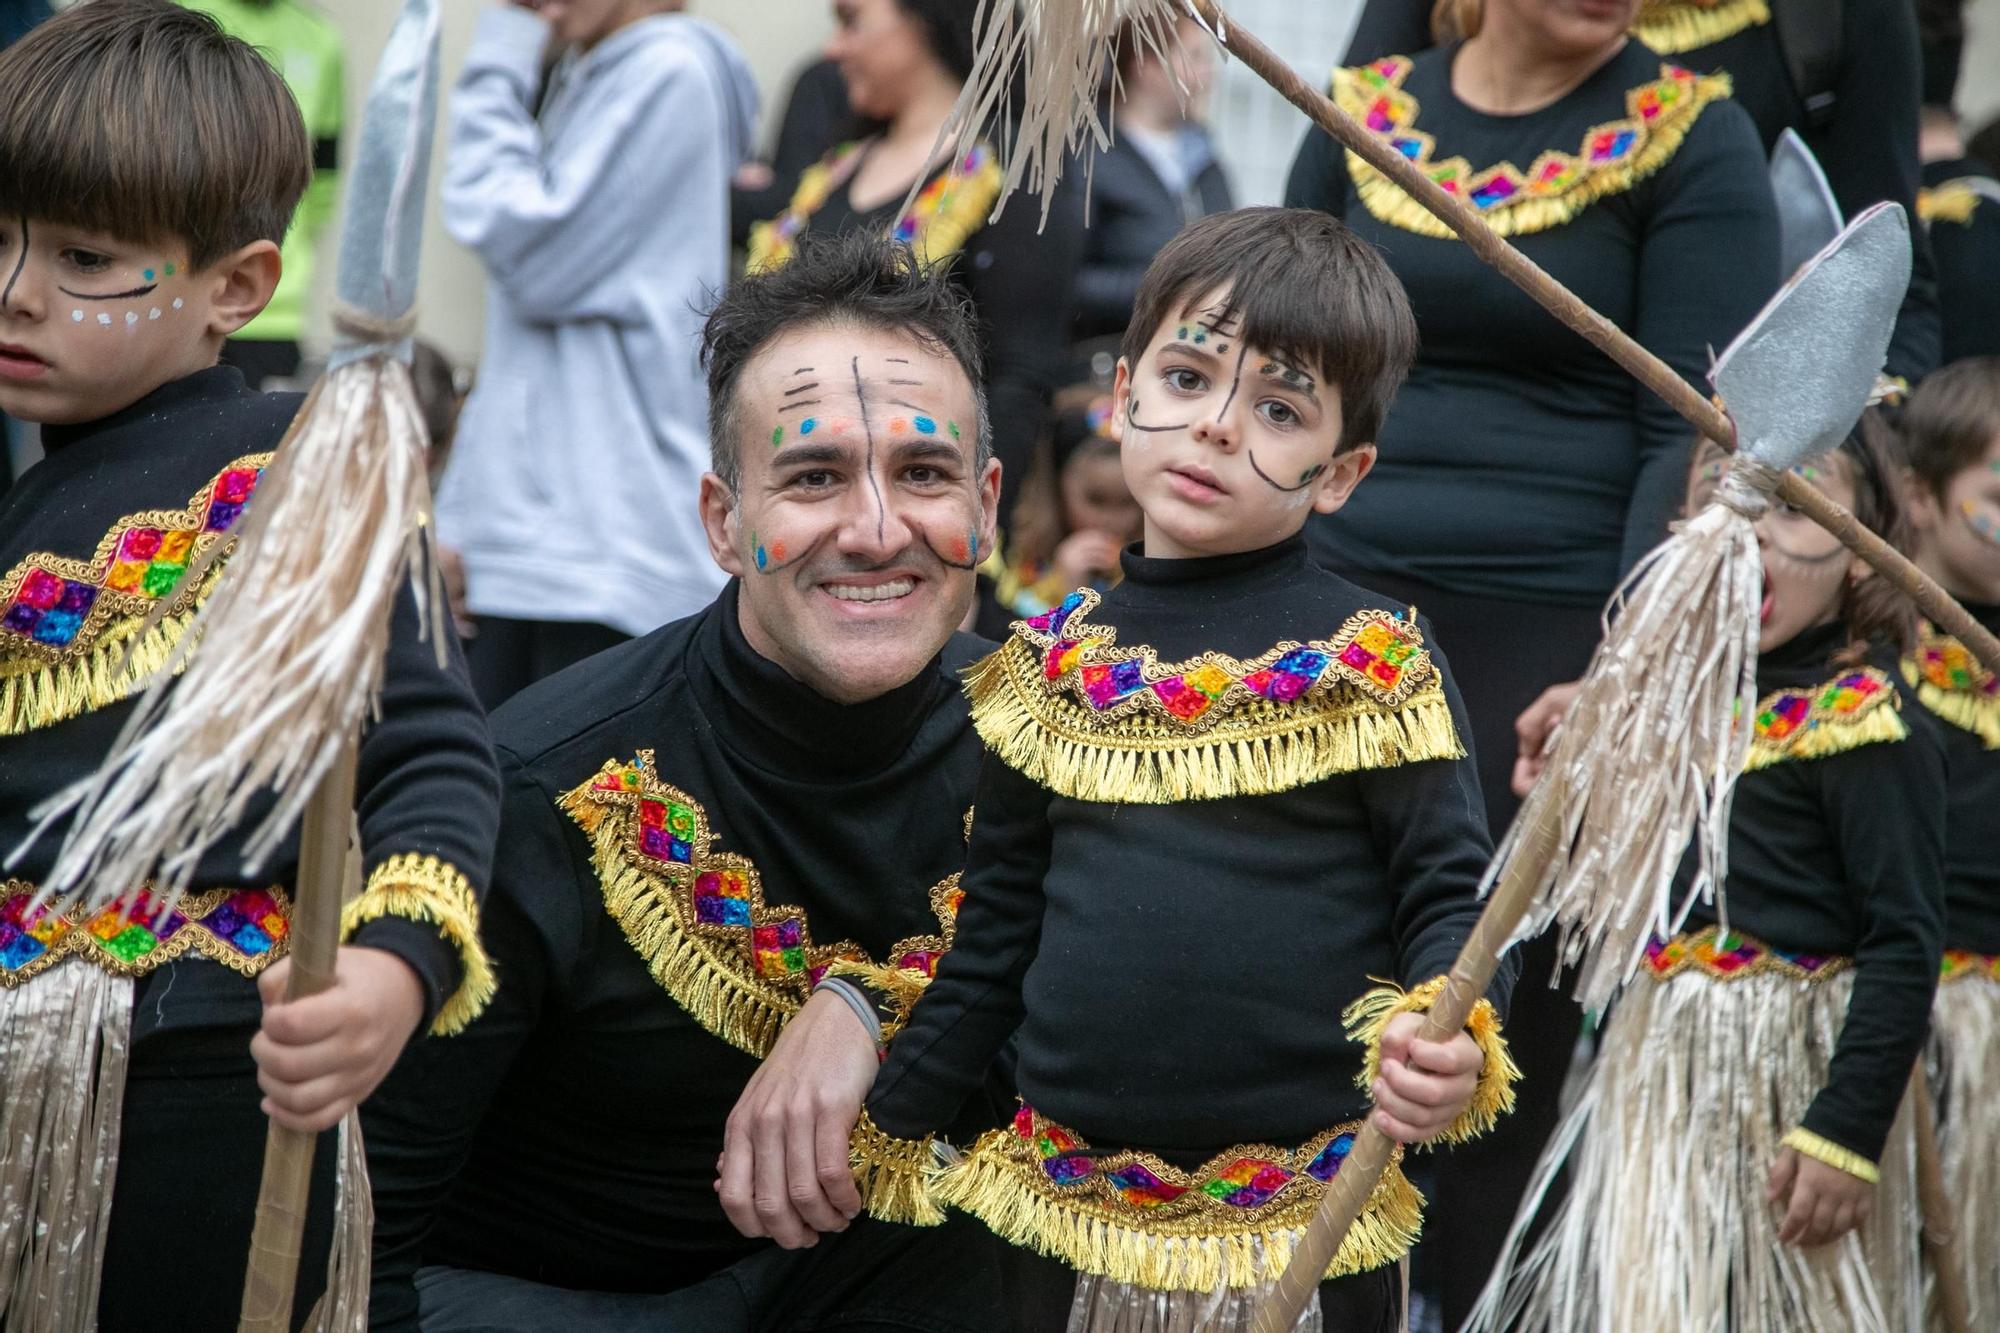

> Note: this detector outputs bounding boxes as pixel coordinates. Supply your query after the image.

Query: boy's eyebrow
[1257,358,1319,400]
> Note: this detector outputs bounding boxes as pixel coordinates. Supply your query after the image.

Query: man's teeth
[826,580,914,603]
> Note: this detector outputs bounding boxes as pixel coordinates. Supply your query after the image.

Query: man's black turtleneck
[868,536,1510,1164]
[1682,622,1945,1163]
[362,585,990,1326]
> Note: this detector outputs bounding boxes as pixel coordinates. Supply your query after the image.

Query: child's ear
[1901,465,1940,533]
[1310,442,1377,515]
[205,240,283,338]
[1110,357,1132,441]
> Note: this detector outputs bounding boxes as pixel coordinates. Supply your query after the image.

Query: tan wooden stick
[238,739,358,1333]
[1186,0,2000,677]
[1909,1065,1973,1333]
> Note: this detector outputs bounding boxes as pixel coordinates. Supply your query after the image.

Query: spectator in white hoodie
[436,0,758,708]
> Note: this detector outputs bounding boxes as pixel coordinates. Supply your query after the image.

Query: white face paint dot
[124,311,138,326]
[96,313,111,326]
[72,310,84,322]
[148,307,161,320]
[171,298,184,310]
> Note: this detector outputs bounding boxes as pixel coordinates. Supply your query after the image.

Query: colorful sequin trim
[747,142,1004,275]
[1632,0,1770,54]
[1745,666,1905,770]
[0,882,288,986]
[1331,57,1730,238]
[1940,949,2000,985]
[559,751,962,1058]
[0,454,267,668]
[1903,622,2000,748]
[1643,925,1850,983]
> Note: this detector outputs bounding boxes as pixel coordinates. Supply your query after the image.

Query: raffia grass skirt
[1928,974,2000,1330]
[1466,967,1922,1333]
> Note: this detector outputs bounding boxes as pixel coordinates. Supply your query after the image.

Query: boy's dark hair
[1899,356,2000,496]
[1833,409,1919,660]
[700,230,990,493]
[0,0,310,268]
[1121,208,1419,453]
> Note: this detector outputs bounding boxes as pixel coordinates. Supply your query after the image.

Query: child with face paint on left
[0,5,498,1328]
[1489,414,1947,1333]
[780,207,1524,1332]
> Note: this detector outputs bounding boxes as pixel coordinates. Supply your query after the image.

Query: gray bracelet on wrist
[814,976,885,1050]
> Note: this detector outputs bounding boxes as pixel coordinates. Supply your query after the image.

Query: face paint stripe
[852,356,887,544]
[2,216,27,308]
[1247,452,1327,493]
[783,382,820,395]
[57,282,158,301]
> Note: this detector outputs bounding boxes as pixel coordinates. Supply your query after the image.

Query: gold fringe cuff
[851,1111,946,1226]
[1632,0,1770,54]
[1781,1127,1880,1184]
[1344,975,1520,1146]
[823,958,931,1040]
[933,1122,1424,1292]
[342,854,493,1036]
[0,610,196,737]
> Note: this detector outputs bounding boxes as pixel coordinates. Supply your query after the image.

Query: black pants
[463,615,632,712]
[97,1022,335,1332]
[1346,571,1602,1330]
[219,338,304,390]
[999,1246,1402,1333]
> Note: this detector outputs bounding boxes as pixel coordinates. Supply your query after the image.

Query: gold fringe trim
[1744,697,1906,771]
[1781,1126,1880,1184]
[340,854,493,1036]
[1917,181,1983,227]
[851,1111,946,1226]
[1335,59,1732,238]
[1911,679,2000,747]
[964,645,1463,805]
[1344,975,1521,1146]
[0,608,201,738]
[1632,0,1770,54]
[933,1130,1424,1292]
[824,958,931,1040]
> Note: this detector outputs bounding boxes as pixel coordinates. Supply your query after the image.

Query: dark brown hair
[1899,356,2000,497]
[0,0,310,268]
[1831,410,1919,662]
[1121,207,1419,453]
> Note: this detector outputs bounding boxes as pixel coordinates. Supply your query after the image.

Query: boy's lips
[1165,463,1228,502]
[0,343,50,381]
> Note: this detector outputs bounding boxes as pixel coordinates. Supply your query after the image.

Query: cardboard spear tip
[1769,128,1844,279]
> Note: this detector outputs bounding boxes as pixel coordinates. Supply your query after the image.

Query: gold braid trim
[1902,630,2000,749]
[825,874,965,1040]
[1344,975,1520,1146]
[1781,1127,1880,1184]
[1744,666,1906,772]
[1632,0,1770,54]
[931,1111,1423,1292]
[341,854,493,1036]
[1,882,290,985]
[851,1110,947,1226]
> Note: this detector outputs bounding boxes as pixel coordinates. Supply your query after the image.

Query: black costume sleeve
[866,755,1052,1140]
[1933,196,2000,362]
[730,58,849,245]
[1619,100,1779,574]
[1798,721,1946,1163]
[362,755,574,1331]
[347,586,501,1033]
[1342,0,1434,63]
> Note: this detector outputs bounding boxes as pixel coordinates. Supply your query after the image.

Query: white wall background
[310,0,2000,368]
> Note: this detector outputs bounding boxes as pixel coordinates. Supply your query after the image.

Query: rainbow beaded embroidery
[1745,666,1903,769]
[1904,621,2000,748]
[1331,57,1729,237]
[0,883,289,986]
[1940,949,2000,985]
[1643,925,1849,983]
[0,454,267,667]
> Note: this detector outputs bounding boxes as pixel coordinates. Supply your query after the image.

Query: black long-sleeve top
[1922,158,2000,364]
[361,587,990,1329]
[1336,0,1941,380]
[729,57,849,245]
[868,536,1512,1163]
[1070,130,1233,345]
[1286,40,1779,606]
[1904,601,2000,955]
[1681,624,1945,1163]
[0,366,499,1036]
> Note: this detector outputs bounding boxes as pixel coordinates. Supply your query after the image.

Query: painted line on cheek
[852,356,886,544]
[1,215,27,307]
[1247,452,1327,493]
[57,282,158,301]
[1123,396,1187,434]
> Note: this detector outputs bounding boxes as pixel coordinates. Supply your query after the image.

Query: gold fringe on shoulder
[1911,677,2000,746]
[1903,630,2000,748]
[341,853,494,1036]
[851,1111,947,1226]
[1744,667,1907,771]
[1917,181,1983,227]
[1780,1126,1880,1184]
[1632,0,1770,54]
[1345,975,1521,1146]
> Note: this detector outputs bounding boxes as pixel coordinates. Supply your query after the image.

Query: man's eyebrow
[767,441,853,469]
[886,438,966,464]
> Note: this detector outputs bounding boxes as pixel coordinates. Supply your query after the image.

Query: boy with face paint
[0,5,501,1329]
[813,208,1520,1330]
[361,231,1009,1332]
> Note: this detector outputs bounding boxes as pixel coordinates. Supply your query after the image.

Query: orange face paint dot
[770,541,787,562]
[952,537,970,562]
[889,418,910,434]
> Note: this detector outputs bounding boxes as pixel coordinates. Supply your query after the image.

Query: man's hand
[715,988,879,1249]
[1768,1147,1874,1247]
[251,945,426,1132]
[1369,1012,1483,1144]
[1511,680,1582,798]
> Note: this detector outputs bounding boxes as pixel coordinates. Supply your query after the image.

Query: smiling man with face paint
[362,232,1009,1333]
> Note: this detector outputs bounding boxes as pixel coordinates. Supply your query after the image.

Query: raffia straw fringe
[1743,702,1906,772]
[850,1112,947,1226]
[1908,676,2000,748]
[1465,968,1923,1332]
[1632,0,1770,54]
[33,356,447,916]
[1344,976,1521,1145]
[1928,977,2000,1329]
[0,965,132,1332]
[1491,499,1762,1013]
[963,654,1462,806]
[0,607,200,738]
[307,1109,373,1333]
[340,853,494,1035]
[561,790,792,1058]
[933,1144,1422,1293]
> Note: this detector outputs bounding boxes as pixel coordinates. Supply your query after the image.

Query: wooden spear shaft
[1186,0,2000,678]
[1909,1065,1973,1333]
[238,739,358,1333]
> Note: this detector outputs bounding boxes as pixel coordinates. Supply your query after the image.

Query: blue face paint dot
[754,543,768,571]
[800,417,816,435]
[142,269,155,281]
[914,415,936,435]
